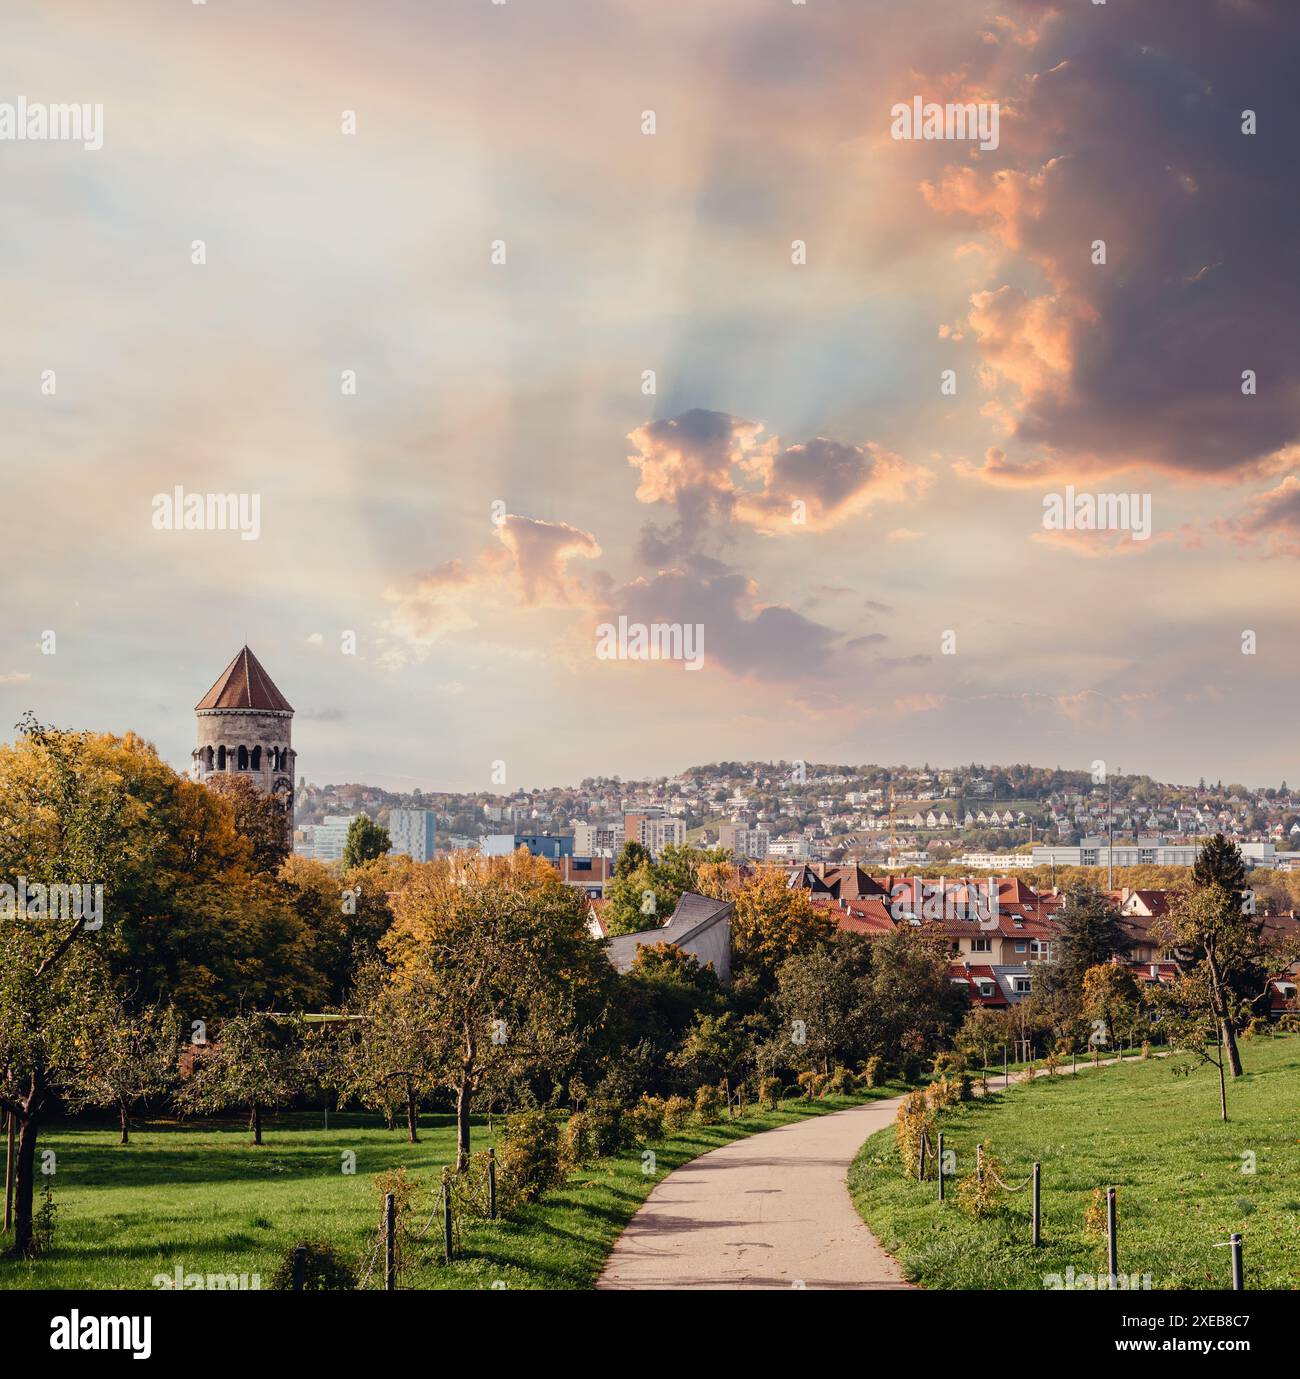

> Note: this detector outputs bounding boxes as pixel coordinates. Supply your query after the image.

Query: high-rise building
[624,813,686,856]
[574,822,621,857]
[388,808,437,862]
[719,824,770,860]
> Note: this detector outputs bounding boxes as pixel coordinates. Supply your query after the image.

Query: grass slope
[1,1085,905,1290]
[848,1034,1300,1290]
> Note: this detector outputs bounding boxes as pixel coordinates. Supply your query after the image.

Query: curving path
[597,1094,913,1290]
[599,1056,1151,1290]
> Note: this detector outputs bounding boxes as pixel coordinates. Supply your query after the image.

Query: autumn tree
[381,850,613,1168]
[729,867,836,991]
[1080,962,1142,1051]
[204,773,290,873]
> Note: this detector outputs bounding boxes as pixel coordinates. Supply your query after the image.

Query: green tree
[773,942,871,1076]
[178,1010,303,1145]
[341,816,391,870]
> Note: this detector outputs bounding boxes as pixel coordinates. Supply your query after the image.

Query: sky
[2,0,1297,793]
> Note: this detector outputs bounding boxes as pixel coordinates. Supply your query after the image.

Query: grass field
[0,1085,905,1290]
[848,1034,1300,1290]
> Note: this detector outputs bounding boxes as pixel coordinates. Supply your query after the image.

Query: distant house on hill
[603,892,733,984]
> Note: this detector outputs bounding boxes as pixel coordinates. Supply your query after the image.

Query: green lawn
[848,1034,1300,1290]
[1,1085,905,1290]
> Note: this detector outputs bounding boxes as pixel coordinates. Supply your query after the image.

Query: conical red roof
[195,647,293,713]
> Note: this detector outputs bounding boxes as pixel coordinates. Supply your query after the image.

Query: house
[603,892,733,983]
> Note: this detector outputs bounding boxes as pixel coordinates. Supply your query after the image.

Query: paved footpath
[597,1093,913,1290]
[599,1055,1148,1290]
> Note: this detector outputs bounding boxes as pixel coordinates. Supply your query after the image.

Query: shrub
[894,1089,935,1179]
[693,1083,724,1125]
[926,1076,960,1112]
[826,1065,858,1096]
[1140,1040,1152,1060]
[662,1094,692,1134]
[932,1051,964,1077]
[796,1070,819,1100]
[559,1110,592,1168]
[586,1100,628,1157]
[1243,1017,1271,1041]
[1043,1051,1061,1077]
[958,1073,974,1102]
[758,1076,782,1110]
[955,1141,1004,1220]
[625,1094,666,1144]
[496,1109,564,1206]
[269,1239,357,1291]
[861,1055,884,1089]
[899,1054,922,1083]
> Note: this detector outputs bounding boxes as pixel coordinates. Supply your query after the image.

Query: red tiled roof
[196,646,293,713]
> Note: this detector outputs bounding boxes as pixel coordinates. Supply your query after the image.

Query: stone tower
[193,646,296,836]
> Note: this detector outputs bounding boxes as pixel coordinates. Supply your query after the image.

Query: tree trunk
[455,1079,472,1171]
[249,1103,262,1146]
[1216,1045,1228,1123]
[1219,1016,1243,1078]
[405,1083,419,1144]
[118,1104,130,1146]
[10,1111,39,1256]
[1206,955,1243,1078]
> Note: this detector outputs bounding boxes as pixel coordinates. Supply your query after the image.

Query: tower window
[237,745,249,770]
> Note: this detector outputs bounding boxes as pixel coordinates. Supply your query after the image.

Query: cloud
[493,514,602,605]
[627,409,928,544]
[1215,473,1300,556]
[921,0,1300,482]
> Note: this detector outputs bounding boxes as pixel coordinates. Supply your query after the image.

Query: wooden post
[384,1192,396,1291]
[1230,1233,1243,1291]
[442,1169,454,1263]
[1072,1048,1077,1075]
[488,1146,497,1220]
[937,1132,945,1202]
[3,1109,13,1234]
[292,1243,306,1291]
[1003,1047,1008,1088]
[1031,1162,1041,1246]
[1106,1186,1118,1288]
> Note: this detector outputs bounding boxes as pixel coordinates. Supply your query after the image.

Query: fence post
[1106,1186,1118,1288]
[442,1168,454,1263]
[1072,1048,1077,1075]
[292,1243,306,1291]
[1230,1233,1243,1291]
[1031,1162,1041,1246]
[937,1132,945,1202]
[1003,1047,1008,1088]
[384,1192,396,1291]
[488,1146,497,1221]
[976,1143,983,1184]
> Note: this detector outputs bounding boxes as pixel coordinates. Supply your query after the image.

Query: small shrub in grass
[560,1110,592,1168]
[663,1094,692,1134]
[955,1141,1004,1219]
[758,1075,782,1109]
[1043,1051,1061,1077]
[269,1240,357,1291]
[1141,1040,1152,1060]
[861,1055,884,1088]
[1277,1013,1300,1033]
[958,1073,973,1102]
[497,1109,564,1206]
[1084,1186,1116,1264]
[586,1100,627,1156]
[932,1051,964,1077]
[1243,1017,1271,1041]
[826,1065,858,1095]
[625,1094,666,1144]
[927,1076,960,1111]
[895,1090,935,1179]
[693,1083,724,1125]
[796,1070,818,1099]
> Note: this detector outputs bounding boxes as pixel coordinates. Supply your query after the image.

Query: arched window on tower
[237,745,249,770]
[205,746,214,770]
[251,746,262,771]
[217,745,226,771]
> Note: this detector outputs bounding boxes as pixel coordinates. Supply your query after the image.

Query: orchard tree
[382,850,613,1169]
[64,982,180,1144]
[179,1011,303,1145]
[0,716,124,1255]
